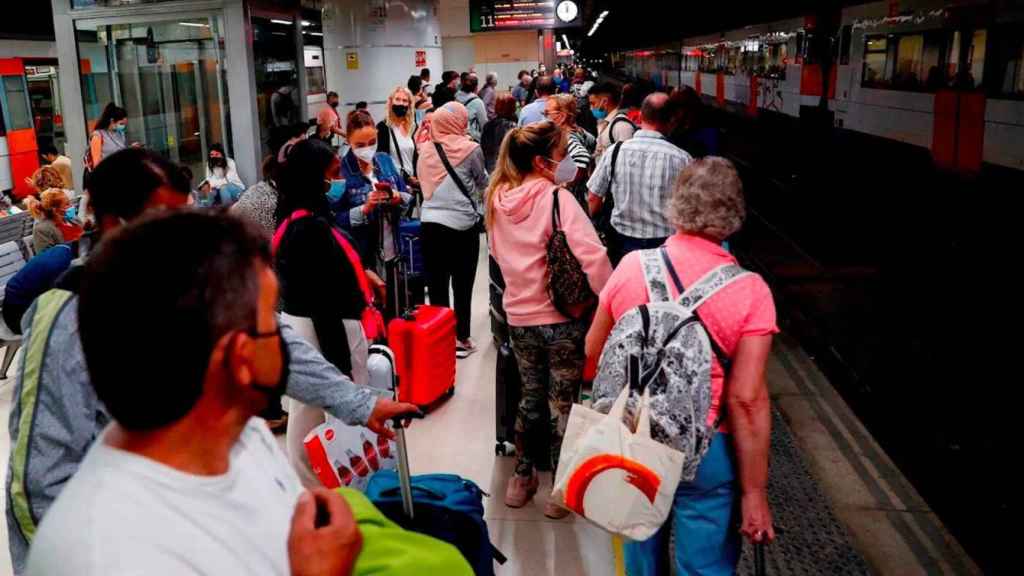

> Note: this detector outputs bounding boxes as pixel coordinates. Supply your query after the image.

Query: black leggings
[422,222,479,340]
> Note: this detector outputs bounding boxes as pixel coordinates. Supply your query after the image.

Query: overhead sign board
[470,0,582,33]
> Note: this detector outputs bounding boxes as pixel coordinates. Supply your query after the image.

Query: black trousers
[422,222,479,340]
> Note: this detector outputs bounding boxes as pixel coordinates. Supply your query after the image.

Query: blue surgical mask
[113,123,127,134]
[591,108,608,121]
[65,206,77,222]
[326,179,346,203]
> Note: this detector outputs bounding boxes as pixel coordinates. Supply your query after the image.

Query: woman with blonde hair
[377,86,419,188]
[26,188,83,254]
[486,121,611,517]
[544,94,596,207]
[25,166,68,197]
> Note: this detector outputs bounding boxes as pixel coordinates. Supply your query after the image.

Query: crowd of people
[0,62,777,576]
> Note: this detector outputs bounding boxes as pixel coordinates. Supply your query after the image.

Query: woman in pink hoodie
[486,121,612,518]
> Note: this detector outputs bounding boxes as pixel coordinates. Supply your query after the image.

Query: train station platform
[0,243,978,575]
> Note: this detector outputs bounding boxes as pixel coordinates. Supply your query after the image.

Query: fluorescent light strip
[302,20,312,27]
[179,22,209,28]
[305,32,324,36]
[587,10,610,37]
[271,19,293,25]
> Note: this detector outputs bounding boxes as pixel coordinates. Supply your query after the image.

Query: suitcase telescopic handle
[390,416,420,519]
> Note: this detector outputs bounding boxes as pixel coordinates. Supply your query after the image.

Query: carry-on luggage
[367,419,507,576]
[494,341,552,469]
[388,305,457,408]
[488,256,508,347]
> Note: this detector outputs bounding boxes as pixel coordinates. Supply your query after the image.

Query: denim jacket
[333,150,412,266]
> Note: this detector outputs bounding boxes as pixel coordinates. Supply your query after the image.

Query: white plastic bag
[551,386,684,541]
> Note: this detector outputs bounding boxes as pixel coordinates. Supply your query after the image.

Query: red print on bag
[564,455,661,516]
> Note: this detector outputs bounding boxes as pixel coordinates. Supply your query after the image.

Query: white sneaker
[456,338,477,359]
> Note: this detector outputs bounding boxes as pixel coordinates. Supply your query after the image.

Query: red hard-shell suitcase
[388,305,457,408]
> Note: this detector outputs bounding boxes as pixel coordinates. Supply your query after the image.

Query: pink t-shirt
[598,233,779,428]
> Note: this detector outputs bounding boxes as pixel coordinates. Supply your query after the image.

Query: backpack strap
[609,141,623,186]
[639,249,671,303]
[607,114,636,145]
[658,247,747,372]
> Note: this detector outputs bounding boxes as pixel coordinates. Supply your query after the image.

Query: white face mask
[354,144,377,163]
[547,156,577,185]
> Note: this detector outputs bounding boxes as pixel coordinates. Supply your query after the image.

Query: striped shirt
[567,128,596,170]
[587,130,693,240]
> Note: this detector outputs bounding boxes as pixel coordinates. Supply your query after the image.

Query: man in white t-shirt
[26,211,362,576]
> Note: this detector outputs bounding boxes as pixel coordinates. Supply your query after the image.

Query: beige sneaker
[504,472,539,508]
[543,499,571,519]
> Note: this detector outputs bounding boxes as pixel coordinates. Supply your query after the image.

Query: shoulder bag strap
[550,187,562,231]
[388,125,405,172]
[433,142,478,212]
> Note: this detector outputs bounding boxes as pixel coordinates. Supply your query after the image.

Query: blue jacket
[333,150,412,267]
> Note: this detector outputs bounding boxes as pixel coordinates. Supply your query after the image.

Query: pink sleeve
[741,276,779,337]
[598,251,646,321]
[558,189,613,297]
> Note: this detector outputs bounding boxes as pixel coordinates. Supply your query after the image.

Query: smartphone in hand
[374,181,394,199]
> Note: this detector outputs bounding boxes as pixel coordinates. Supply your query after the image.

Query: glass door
[74,15,230,184]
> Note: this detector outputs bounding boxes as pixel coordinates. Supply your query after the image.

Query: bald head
[641,92,673,133]
[535,75,555,97]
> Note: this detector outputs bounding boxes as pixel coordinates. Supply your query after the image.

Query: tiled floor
[0,243,614,576]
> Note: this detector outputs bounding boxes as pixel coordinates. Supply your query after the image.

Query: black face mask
[329,100,339,109]
[247,326,290,401]
[391,104,409,118]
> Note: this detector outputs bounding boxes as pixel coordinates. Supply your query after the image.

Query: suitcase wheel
[445,385,455,398]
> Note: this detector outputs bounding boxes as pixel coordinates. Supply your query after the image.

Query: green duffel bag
[339,487,474,575]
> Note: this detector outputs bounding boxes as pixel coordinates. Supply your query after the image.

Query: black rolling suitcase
[488,256,508,346]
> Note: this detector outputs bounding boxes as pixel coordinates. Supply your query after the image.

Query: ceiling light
[271,19,293,25]
[179,22,209,28]
[301,20,312,27]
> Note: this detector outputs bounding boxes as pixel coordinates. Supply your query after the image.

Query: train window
[2,76,33,131]
[988,25,1024,98]
[862,31,960,92]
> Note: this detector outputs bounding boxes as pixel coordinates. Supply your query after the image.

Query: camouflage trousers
[509,318,588,477]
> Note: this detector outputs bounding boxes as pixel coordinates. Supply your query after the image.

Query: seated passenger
[585,157,777,575]
[25,188,82,254]
[25,210,363,575]
[4,148,417,573]
[39,144,73,190]
[334,109,412,273]
[205,143,246,205]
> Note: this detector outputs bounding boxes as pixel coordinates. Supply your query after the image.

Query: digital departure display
[470,0,582,33]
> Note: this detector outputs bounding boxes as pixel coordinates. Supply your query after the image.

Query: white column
[321,0,443,123]
[223,0,260,187]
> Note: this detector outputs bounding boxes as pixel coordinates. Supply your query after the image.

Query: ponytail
[484,121,563,231]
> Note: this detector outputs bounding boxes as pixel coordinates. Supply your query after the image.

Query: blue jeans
[624,434,740,576]
[217,183,244,205]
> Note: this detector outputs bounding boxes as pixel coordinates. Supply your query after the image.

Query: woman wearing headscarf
[416,102,489,358]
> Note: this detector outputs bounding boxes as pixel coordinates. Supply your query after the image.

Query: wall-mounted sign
[470,0,581,33]
[346,52,359,70]
[416,50,427,68]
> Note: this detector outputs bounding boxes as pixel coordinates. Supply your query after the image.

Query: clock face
[556,0,578,23]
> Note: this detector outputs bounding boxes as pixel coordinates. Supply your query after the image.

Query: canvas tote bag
[551,357,685,540]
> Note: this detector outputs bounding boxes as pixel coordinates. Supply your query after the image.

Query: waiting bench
[0,239,27,378]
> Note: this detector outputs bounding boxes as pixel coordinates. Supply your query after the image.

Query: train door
[0,59,40,199]
[933,27,988,172]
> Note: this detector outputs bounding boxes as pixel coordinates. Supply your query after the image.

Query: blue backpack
[366,471,506,575]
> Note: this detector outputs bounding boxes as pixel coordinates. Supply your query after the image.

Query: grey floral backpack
[593,247,750,481]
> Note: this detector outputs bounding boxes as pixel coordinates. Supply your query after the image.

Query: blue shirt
[518,96,549,127]
[333,150,412,267]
